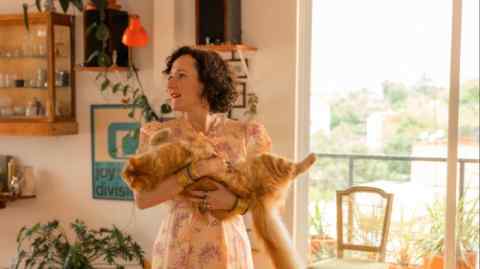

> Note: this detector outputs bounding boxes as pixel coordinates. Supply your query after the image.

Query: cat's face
[122,158,152,191]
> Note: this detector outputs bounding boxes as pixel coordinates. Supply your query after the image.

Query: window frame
[294,0,464,267]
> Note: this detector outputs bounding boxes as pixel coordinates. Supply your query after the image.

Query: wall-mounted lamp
[122,15,148,47]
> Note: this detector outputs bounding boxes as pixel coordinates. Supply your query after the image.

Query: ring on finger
[224,160,233,172]
[199,197,209,213]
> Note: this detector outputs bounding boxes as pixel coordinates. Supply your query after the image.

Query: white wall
[0,0,298,267]
[0,1,163,265]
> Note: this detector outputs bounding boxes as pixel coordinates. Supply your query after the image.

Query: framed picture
[233,82,247,108]
[227,59,249,79]
[90,104,174,201]
[91,104,140,201]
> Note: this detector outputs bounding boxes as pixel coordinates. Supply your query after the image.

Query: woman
[134,46,271,269]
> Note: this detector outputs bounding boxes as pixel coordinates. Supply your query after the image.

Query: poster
[90,104,140,200]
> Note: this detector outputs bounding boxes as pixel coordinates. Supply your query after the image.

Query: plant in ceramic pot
[415,197,479,269]
[388,210,421,269]
[309,201,336,262]
[14,219,145,269]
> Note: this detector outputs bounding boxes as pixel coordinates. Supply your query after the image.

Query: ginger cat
[122,128,316,269]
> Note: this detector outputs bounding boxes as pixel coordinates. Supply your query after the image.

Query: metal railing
[314,153,480,198]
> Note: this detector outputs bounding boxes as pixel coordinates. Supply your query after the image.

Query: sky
[310,0,479,95]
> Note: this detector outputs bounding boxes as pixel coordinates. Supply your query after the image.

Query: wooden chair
[310,186,393,269]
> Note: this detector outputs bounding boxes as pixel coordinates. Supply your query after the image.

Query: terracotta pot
[309,234,336,256]
[423,252,477,269]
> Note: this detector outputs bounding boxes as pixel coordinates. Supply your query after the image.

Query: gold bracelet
[230,197,250,215]
[187,163,200,180]
[177,169,195,187]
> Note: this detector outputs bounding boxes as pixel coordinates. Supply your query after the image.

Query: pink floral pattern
[140,114,271,269]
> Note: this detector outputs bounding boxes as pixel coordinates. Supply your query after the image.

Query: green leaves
[95,23,110,41]
[89,22,111,67]
[97,51,112,67]
[86,51,99,64]
[22,4,29,32]
[95,70,160,122]
[91,0,107,10]
[85,22,97,37]
[112,83,122,93]
[23,0,84,32]
[35,0,42,11]
[161,103,172,114]
[100,78,110,92]
[70,0,84,11]
[59,0,70,12]
[122,85,130,96]
[14,220,145,268]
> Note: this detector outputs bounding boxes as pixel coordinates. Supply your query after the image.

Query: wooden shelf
[0,87,48,90]
[0,121,78,136]
[0,55,47,59]
[0,12,77,137]
[0,86,70,90]
[0,192,36,210]
[194,44,258,53]
[76,65,130,72]
[0,192,36,200]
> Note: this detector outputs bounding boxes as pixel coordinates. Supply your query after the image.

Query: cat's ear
[149,128,171,146]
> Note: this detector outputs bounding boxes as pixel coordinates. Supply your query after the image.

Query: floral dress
[138,114,272,269]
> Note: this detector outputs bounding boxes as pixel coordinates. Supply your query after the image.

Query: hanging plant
[95,65,164,123]
[23,0,85,31]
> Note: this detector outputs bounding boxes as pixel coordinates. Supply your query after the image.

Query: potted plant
[309,201,336,262]
[14,219,145,269]
[416,197,479,269]
[388,210,420,269]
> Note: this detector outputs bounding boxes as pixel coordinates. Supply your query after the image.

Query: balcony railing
[315,153,479,198]
[309,153,480,264]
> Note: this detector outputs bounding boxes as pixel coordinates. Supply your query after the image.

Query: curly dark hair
[163,46,237,113]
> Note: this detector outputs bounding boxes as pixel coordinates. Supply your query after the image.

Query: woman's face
[166,55,206,112]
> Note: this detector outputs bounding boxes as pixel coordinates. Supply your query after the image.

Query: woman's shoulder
[243,120,268,136]
[220,117,248,135]
[243,120,272,154]
[220,117,267,131]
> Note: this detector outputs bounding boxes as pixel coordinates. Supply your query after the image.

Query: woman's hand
[191,157,228,179]
[186,180,237,211]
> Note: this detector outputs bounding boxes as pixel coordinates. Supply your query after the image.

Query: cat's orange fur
[122,128,316,269]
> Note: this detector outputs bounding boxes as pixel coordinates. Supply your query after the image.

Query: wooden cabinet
[0,12,77,136]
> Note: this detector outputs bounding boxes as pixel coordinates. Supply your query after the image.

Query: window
[297,0,479,267]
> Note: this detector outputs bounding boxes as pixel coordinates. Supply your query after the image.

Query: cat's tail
[294,153,316,177]
[252,202,304,269]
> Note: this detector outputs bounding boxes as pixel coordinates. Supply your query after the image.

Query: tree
[382,80,408,109]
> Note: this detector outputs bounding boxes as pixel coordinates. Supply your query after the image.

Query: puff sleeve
[245,121,272,158]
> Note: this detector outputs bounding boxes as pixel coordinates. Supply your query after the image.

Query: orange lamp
[122,15,148,47]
